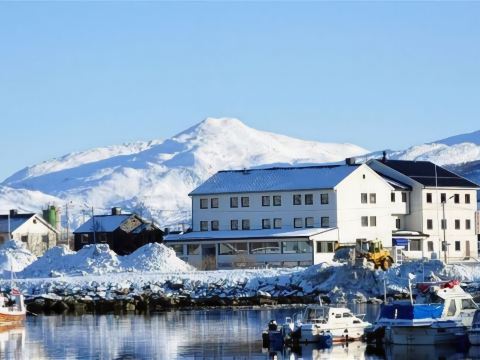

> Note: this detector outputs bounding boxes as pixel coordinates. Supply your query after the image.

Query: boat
[0,288,26,325]
[468,309,480,345]
[289,305,371,343]
[371,279,478,345]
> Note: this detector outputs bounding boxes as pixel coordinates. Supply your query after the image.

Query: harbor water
[0,305,477,359]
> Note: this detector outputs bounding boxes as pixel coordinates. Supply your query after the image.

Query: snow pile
[123,243,195,273]
[19,242,194,278]
[0,240,37,273]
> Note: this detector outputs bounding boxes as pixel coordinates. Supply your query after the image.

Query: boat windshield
[473,310,480,327]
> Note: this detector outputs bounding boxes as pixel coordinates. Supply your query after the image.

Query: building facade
[0,210,58,256]
[165,159,479,270]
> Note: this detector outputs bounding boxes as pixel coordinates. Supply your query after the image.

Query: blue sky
[1,2,479,181]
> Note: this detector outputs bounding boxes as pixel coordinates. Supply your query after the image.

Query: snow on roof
[164,227,334,241]
[0,214,34,233]
[189,165,359,196]
[377,174,411,190]
[74,214,132,233]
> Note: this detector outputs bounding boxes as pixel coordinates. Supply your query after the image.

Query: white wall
[335,164,394,247]
[8,216,57,256]
[191,189,337,232]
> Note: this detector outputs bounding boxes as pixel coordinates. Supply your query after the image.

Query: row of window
[426,192,471,204]
[200,217,331,231]
[391,192,408,203]
[171,240,338,256]
[199,193,330,209]
[427,218,472,230]
[408,239,465,252]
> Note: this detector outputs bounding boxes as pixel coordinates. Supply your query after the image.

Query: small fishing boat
[0,288,26,325]
[290,305,371,343]
[468,309,480,345]
[372,280,478,345]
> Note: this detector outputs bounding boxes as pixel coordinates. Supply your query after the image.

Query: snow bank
[123,243,194,273]
[18,242,194,278]
[0,240,37,273]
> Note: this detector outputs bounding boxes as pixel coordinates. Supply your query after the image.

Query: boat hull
[468,329,480,346]
[0,311,26,325]
[385,325,467,345]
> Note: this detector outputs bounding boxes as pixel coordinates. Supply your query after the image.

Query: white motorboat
[468,309,480,345]
[0,288,26,325]
[289,305,371,343]
[374,280,478,345]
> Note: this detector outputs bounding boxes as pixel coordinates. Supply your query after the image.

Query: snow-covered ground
[1,241,479,304]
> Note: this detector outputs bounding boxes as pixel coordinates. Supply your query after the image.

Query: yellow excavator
[355,239,394,270]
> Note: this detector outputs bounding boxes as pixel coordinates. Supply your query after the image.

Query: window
[231,220,239,230]
[230,197,238,208]
[396,218,401,229]
[401,192,407,203]
[391,193,395,202]
[427,241,434,252]
[455,241,461,251]
[427,219,433,230]
[305,194,313,205]
[170,244,184,256]
[410,239,422,251]
[369,193,376,204]
[250,242,281,254]
[466,219,471,230]
[200,198,208,209]
[320,193,329,204]
[241,196,249,207]
[187,244,201,255]
[218,242,247,255]
[441,193,446,203]
[305,217,314,228]
[321,217,330,228]
[316,241,337,253]
[293,194,302,205]
[461,299,477,310]
[200,221,208,231]
[455,219,460,230]
[282,241,312,254]
[211,198,219,208]
[441,219,447,230]
[447,300,457,316]
[274,218,282,229]
[242,219,250,230]
[273,195,281,206]
[294,218,303,228]
[465,194,471,204]
[454,194,460,204]
[426,193,432,203]
[81,234,89,244]
[262,219,271,229]
[42,235,49,243]
[262,196,270,207]
[361,193,368,204]
[370,216,377,227]
[211,220,219,231]
[361,216,368,227]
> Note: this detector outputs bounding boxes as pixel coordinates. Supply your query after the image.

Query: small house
[73,207,163,255]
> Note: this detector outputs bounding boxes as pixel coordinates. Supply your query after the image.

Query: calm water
[0,305,477,359]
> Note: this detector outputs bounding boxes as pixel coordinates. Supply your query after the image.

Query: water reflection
[0,307,474,359]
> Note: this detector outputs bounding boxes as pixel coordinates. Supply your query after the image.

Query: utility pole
[442,201,447,264]
[7,212,10,241]
[91,206,96,244]
[65,202,70,245]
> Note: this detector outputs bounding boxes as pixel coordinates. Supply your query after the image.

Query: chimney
[382,151,387,162]
[9,209,18,217]
[111,207,122,215]
[164,227,170,235]
[345,157,356,166]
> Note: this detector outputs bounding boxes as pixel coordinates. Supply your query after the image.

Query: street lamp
[441,195,455,264]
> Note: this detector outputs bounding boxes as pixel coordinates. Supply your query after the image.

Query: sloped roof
[0,214,34,233]
[378,160,479,188]
[74,214,132,233]
[164,227,334,241]
[189,165,359,196]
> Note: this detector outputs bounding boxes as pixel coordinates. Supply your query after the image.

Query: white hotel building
[165,158,479,269]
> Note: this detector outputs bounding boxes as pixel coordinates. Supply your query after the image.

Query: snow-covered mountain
[0,118,368,229]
